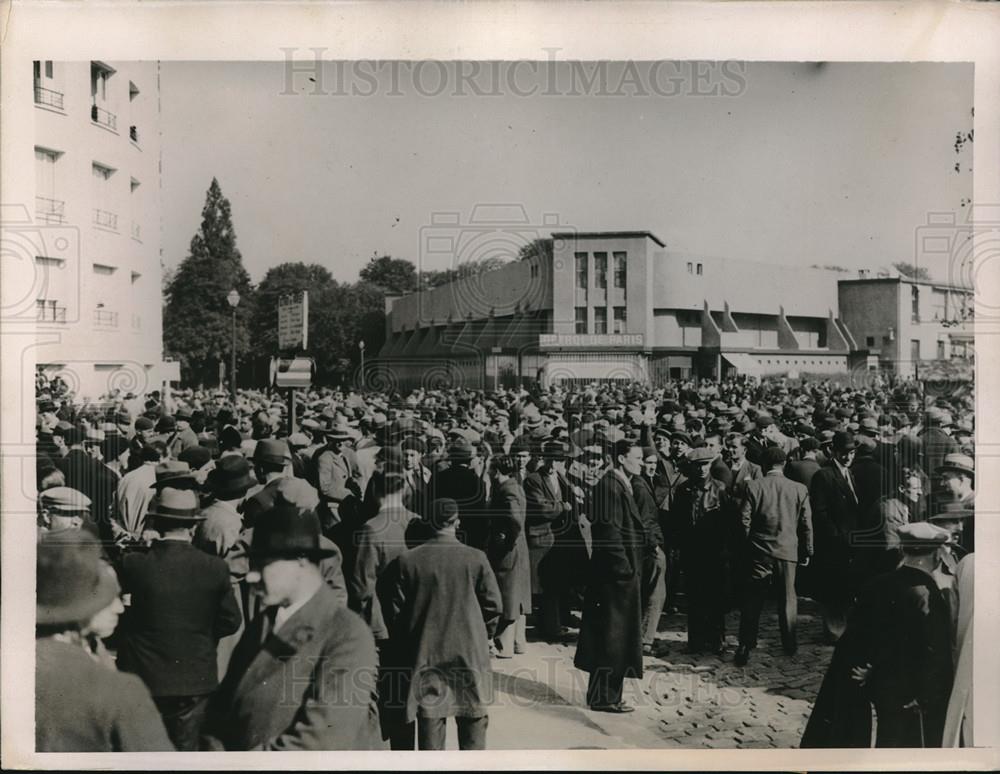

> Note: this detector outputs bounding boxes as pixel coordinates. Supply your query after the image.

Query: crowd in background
[33,370,975,750]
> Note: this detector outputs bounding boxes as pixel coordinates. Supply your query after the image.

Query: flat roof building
[377,230,879,390]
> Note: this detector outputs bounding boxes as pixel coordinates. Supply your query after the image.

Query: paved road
[486,599,835,750]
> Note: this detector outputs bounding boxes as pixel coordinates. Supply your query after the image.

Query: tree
[420,255,510,289]
[250,262,336,357]
[893,262,931,281]
[310,281,386,384]
[163,178,255,387]
[517,237,553,263]
[359,255,418,294]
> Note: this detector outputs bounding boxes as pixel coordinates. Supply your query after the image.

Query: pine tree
[163,178,255,387]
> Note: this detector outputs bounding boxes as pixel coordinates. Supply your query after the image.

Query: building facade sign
[539,333,645,347]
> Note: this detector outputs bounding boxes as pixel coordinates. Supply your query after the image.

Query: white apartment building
[32,60,165,401]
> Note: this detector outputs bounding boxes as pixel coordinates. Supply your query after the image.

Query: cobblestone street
[488,599,834,749]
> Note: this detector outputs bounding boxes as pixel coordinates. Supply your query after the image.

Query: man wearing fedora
[242,438,294,528]
[383,498,503,749]
[194,454,258,678]
[311,420,364,533]
[204,478,381,751]
[808,430,863,642]
[36,529,174,751]
[117,488,242,750]
[935,453,975,553]
[429,436,489,550]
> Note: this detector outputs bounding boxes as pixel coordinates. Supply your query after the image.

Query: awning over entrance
[722,352,764,376]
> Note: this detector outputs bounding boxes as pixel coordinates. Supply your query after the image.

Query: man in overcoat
[203,478,381,751]
[428,436,489,550]
[522,438,587,641]
[117,488,242,750]
[808,430,862,641]
[574,440,645,713]
[385,498,503,750]
[486,453,532,657]
[671,446,735,655]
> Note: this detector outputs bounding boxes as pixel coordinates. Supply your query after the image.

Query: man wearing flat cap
[204,477,381,751]
[38,486,92,536]
[670,445,735,656]
[36,529,174,752]
[117,488,242,750]
[802,522,954,748]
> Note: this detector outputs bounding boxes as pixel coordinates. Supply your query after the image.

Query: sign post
[277,292,310,433]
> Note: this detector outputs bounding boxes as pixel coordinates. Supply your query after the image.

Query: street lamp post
[227,289,240,403]
[358,339,366,391]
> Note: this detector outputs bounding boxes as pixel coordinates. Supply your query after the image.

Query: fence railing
[37,304,67,323]
[94,309,119,327]
[35,196,66,225]
[91,104,117,130]
[34,84,65,110]
[93,209,118,230]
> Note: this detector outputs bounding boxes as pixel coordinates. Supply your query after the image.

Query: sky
[159,61,973,285]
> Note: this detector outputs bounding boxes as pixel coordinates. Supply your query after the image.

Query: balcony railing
[34,84,65,110]
[37,304,67,323]
[129,125,139,144]
[94,309,119,327]
[130,221,141,241]
[35,196,66,225]
[93,209,118,230]
[91,104,117,130]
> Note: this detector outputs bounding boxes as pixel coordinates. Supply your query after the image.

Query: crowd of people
[32,369,975,751]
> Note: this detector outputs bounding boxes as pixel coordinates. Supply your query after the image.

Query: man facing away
[735,446,813,666]
[384,498,503,750]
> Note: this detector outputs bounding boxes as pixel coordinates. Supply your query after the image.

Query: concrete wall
[32,60,163,400]
[390,256,552,332]
[652,252,842,317]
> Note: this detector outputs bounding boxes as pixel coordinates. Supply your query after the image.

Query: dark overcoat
[807,463,862,605]
[118,540,242,697]
[385,533,503,723]
[486,476,532,619]
[204,584,382,750]
[36,637,174,752]
[574,469,644,679]
[429,464,489,549]
[523,469,589,591]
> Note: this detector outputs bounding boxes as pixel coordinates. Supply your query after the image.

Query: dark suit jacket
[59,448,119,534]
[429,464,488,549]
[36,637,174,752]
[741,470,813,562]
[785,458,821,490]
[118,540,242,697]
[206,584,381,750]
[809,463,861,552]
[631,473,663,550]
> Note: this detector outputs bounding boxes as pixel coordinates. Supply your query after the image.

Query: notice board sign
[278,291,309,351]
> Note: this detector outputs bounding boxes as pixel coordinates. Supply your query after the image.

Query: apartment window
[130,178,141,240]
[594,252,608,289]
[613,306,627,334]
[937,340,946,359]
[910,339,921,362]
[35,255,64,268]
[33,60,63,110]
[35,147,65,224]
[882,335,892,346]
[575,306,588,334]
[911,285,920,323]
[92,163,117,230]
[866,336,875,347]
[613,252,627,289]
[575,252,588,290]
[36,299,65,322]
[90,62,117,130]
[93,264,116,276]
[687,262,693,274]
[696,263,703,276]
[594,307,608,335]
